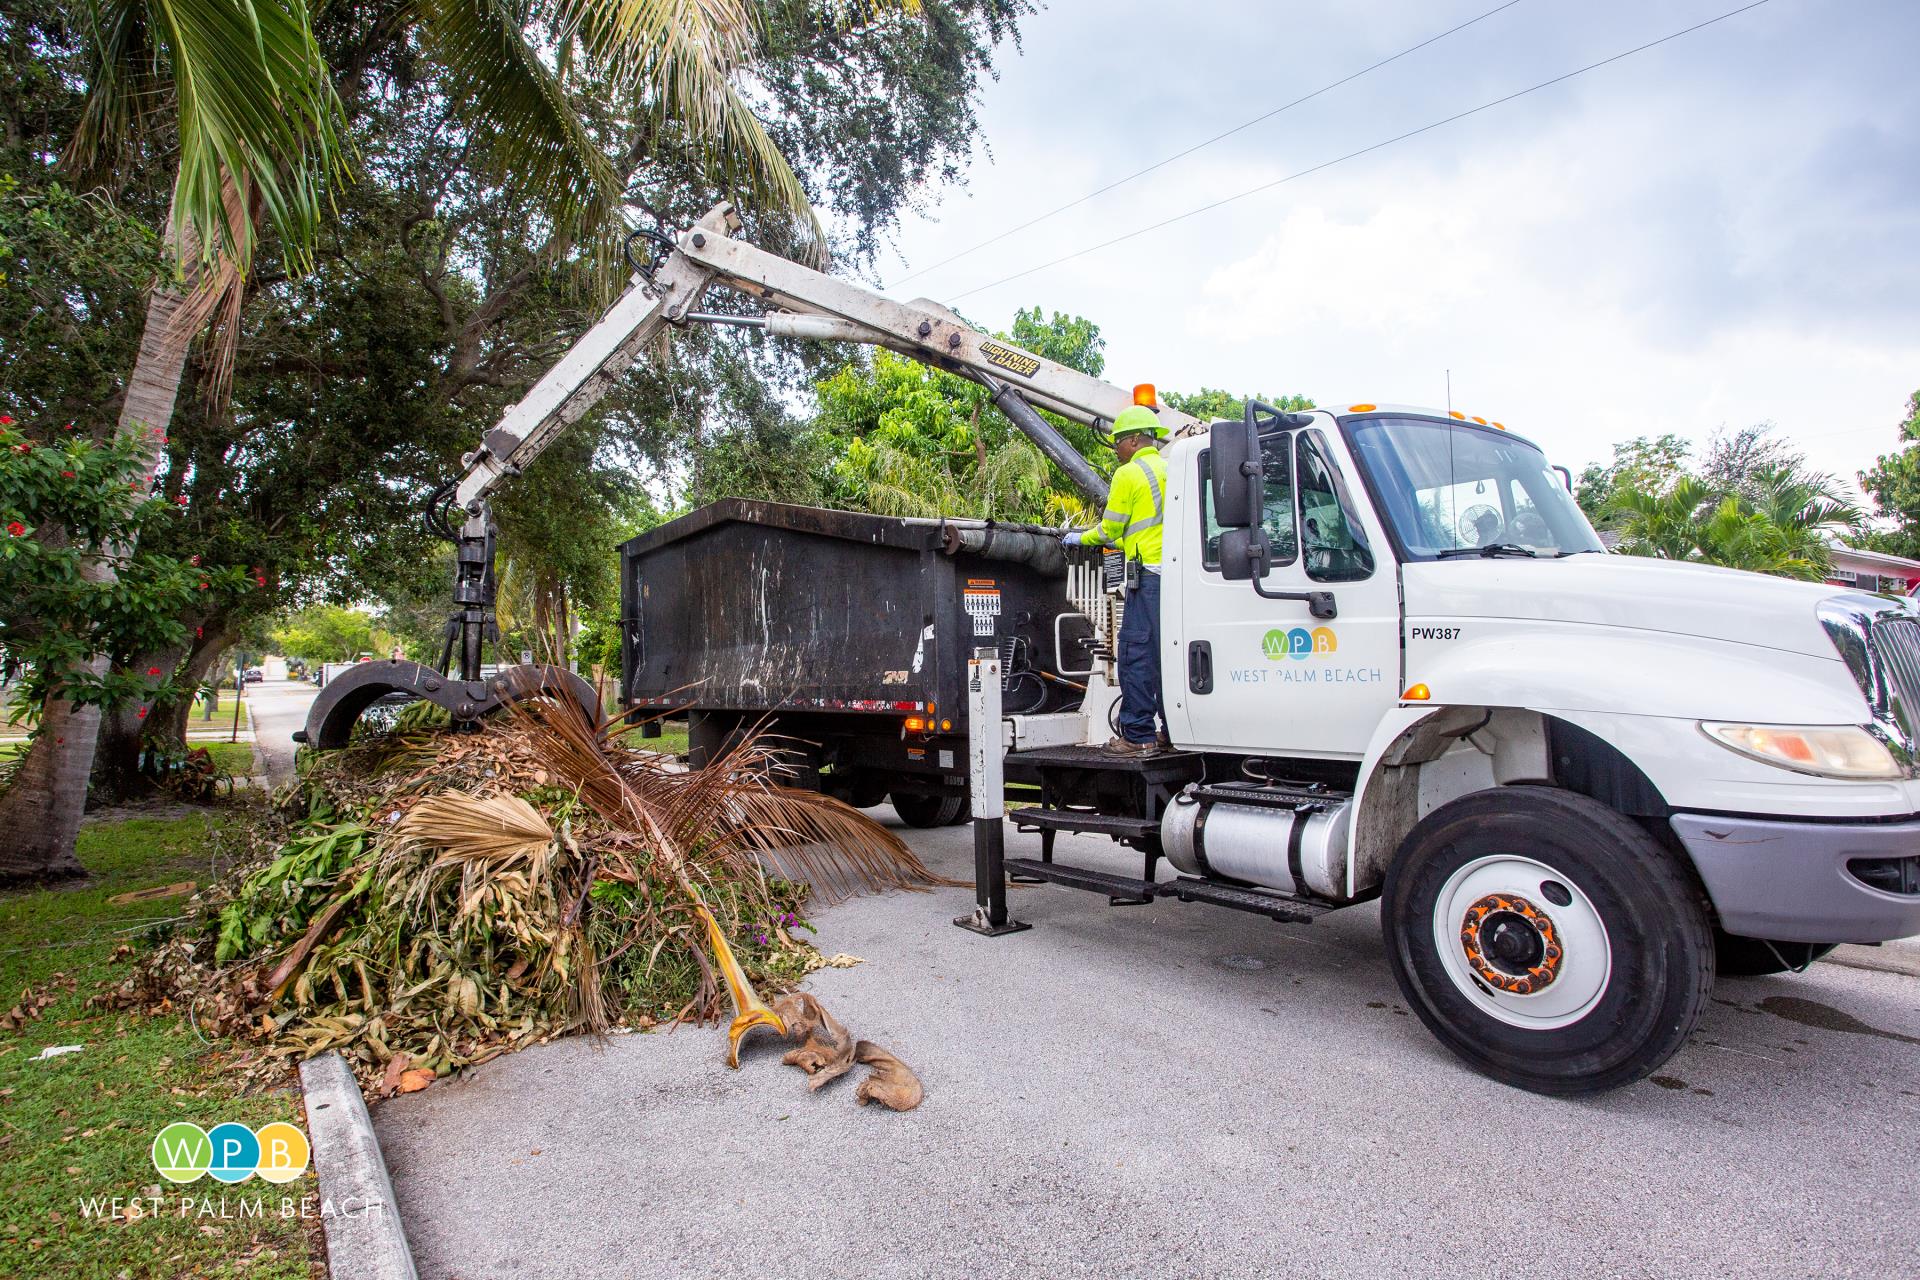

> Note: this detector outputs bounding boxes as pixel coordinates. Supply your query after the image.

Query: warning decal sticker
[977,340,1041,379]
[963,579,1002,637]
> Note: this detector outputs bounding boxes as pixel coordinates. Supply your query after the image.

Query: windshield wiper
[1554,548,1603,558]
[1436,543,1537,559]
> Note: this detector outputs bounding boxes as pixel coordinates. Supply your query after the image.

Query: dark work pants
[1117,569,1164,744]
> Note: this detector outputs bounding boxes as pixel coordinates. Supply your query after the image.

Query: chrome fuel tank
[1162,791,1350,900]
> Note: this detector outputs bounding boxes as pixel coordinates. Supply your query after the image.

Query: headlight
[1700,722,1904,780]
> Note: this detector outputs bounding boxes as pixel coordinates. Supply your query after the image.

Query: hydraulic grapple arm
[452,202,1198,514]
[304,202,1193,747]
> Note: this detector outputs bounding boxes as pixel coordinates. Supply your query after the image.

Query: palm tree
[1,0,344,878]
[7,0,859,877]
[1744,466,1862,576]
[1608,468,1863,584]
[1608,476,1718,564]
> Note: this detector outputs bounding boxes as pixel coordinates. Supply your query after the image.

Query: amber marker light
[1348,403,1377,413]
[904,716,926,732]
[1471,416,1487,425]
[1133,383,1157,407]
[1402,683,1431,701]
[940,718,953,731]
[1448,411,1466,421]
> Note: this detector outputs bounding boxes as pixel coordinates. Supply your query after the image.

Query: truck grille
[1872,618,1920,741]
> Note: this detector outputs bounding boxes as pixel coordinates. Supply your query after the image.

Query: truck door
[1172,424,1401,758]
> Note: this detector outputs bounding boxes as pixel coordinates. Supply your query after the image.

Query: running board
[1003,858,1336,924]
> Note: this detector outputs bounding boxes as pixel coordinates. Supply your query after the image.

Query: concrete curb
[300,1052,418,1280]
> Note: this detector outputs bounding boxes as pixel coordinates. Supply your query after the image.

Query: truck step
[1004,858,1154,899]
[1159,877,1336,924]
[1188,782,1351,810]
[1004,745,1205,781]
[1009,808,1160,839]
[1003,860,1336,925]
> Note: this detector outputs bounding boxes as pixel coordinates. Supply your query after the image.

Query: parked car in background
[243,668,265,684]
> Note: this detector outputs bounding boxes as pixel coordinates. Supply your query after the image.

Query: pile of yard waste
[117,699,943,1099]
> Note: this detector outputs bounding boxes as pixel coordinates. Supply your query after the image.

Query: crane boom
[303,202,1197,749]
[453,202,1197,512]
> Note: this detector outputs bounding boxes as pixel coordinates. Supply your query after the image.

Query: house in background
[1826,544,1920,595]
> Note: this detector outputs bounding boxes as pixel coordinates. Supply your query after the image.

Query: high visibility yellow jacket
[1077,445,1166,565]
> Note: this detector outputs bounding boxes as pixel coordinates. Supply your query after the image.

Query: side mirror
[1209,414,1263,528]
[1218,526,1269,582]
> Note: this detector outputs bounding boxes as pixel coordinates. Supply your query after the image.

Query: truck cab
[1024,402,1920,1092]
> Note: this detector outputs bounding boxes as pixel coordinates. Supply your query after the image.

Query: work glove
[1059,530,1082,550]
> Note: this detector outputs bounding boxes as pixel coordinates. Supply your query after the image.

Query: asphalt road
[373,815,1920,1280]
[241,678,315,786]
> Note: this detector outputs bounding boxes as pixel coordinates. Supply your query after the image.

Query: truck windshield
[1344,417,1604,560]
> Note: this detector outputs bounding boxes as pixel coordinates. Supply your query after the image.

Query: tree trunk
[91,636,193,804]
[158,621,233,746]
[0,231,200,878]
[0,664,101,882]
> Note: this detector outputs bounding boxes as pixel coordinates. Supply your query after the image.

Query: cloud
[876,0,1920,487]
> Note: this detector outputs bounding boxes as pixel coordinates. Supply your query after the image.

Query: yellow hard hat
[1111,405,1167,441]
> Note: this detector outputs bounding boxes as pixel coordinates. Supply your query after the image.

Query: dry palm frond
[508,698,953,1063]
[396,791,555,869]
[511,702,949,902]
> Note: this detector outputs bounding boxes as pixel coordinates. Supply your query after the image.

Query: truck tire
[686,712,737,769]
[828,770,890,809]
[1713,930,1836,976]
[1381,787,1713,1096]
[891,791,964,828]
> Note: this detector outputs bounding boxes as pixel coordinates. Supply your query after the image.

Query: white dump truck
[304,203,1920,1095]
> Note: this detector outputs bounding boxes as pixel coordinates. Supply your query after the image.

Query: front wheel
[1382,787,1713,1096]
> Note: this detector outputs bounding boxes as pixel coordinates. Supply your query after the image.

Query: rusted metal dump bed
[618,499,1080,733]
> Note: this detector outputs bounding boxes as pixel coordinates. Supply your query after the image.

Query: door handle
[1188,641,1213,694]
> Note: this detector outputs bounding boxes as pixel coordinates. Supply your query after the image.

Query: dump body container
[618,499,1080,799]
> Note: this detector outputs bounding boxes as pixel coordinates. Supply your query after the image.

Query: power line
[947,0,1778,305]
[886,0,1528,290]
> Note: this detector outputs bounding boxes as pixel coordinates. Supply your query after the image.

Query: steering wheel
[1509,511,1550,544]
[1458,504,1504,546]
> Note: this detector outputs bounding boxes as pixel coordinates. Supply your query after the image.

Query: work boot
[1102,736,1152,757]
[1155,731,1173,752]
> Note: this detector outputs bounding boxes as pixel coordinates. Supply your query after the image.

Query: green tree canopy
[1858,390,1920,559]
[1576,433,1692,523]
[269,604,388,665]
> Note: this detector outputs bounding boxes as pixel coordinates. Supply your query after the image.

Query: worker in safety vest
[1061,405,1169,755]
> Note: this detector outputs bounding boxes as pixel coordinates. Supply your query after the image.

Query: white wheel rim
[1431,855,1612,1031]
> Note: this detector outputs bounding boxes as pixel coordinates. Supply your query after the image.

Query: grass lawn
[196,743,258,778]
[0,741,255,778]
[186,700,253,739]
[0,812,318,1279]
[617,717,689,758]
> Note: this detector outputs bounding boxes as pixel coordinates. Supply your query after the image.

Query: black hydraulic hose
[974,373,1109,505]
[941,522,1068,576]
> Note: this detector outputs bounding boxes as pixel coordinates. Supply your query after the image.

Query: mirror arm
[1247,580,1339,618]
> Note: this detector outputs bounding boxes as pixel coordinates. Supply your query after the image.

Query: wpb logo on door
[151,1121,309,1184]
[1262,626,1337,660]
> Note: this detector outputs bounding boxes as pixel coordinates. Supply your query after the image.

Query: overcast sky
[860,0,1920,491]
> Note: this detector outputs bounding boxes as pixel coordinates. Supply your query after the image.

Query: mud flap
[297,660,599,749]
